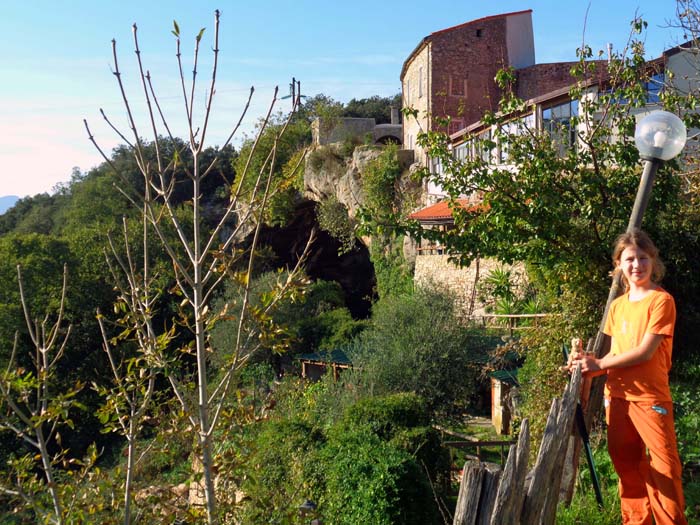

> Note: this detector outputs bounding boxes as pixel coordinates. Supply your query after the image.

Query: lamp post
[627,110,687,230]
[586,110,687,424]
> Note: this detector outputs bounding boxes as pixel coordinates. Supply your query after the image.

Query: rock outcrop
[303,144,379,218]
[303,143,416,218]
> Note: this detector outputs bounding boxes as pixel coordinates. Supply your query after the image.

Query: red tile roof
[409,199,480,223]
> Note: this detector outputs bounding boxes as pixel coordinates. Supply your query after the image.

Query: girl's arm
[576,333,664,374]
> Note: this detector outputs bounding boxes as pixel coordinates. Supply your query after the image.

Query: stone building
[312,107,402,147]
[401,10,536,168]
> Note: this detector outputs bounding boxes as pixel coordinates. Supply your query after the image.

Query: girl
[573,229,686,525]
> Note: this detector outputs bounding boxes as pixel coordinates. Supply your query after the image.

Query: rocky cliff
[303,143,416,219]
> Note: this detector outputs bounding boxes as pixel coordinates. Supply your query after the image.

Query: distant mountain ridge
[0,195,19,214]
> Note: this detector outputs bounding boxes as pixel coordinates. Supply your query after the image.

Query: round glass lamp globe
[634,110,687,161]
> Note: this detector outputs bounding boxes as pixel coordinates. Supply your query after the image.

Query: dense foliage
[228,380,448,525]
[351,287,493,416]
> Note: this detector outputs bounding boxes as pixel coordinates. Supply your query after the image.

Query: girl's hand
[562,349,585,374]
[576,354,602,374]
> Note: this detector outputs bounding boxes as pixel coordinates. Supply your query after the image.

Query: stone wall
[429,16,511,134]
[413,254,502,318]
[402,43,431,164]
[515,62,579,101]
[312,117,376,146]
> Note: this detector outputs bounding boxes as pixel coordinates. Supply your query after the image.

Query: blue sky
[0,1,685,197]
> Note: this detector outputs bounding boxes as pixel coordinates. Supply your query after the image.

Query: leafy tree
[343,93,402,123]
[294,93,344,124]
[0,193,65,235]
[352,287,483,415]
[234,115,310,227]
[0,234,75,364]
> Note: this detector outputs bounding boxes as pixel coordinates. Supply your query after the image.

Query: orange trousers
[606,397,687,525]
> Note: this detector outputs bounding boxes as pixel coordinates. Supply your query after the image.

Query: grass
[441,415,514,472]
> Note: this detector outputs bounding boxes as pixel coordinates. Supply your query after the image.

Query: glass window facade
[542,99,579,154]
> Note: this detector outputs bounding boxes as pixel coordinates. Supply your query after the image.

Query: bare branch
[197,9,220,152]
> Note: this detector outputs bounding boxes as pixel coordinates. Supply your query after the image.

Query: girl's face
[618,245,653,289]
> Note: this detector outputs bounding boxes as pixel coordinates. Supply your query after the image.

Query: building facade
[401,10,536,168]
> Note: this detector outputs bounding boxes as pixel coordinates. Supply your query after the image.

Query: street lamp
[628,110,687,230]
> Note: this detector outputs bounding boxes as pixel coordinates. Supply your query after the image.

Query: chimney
[390,106,400,125]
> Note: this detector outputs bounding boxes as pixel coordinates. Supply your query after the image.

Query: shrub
[517,284,603,460]
[319,426,439,525]
[337,393,451,494]
[297,307,367,352]
[316,196,356,255]
[352,287,481,415]
[236,419,325,524]
[339,392,429,439]
[370,239,414,299]
[231,383,447,524]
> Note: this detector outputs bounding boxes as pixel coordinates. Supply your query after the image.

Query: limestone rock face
[304,144,385,218]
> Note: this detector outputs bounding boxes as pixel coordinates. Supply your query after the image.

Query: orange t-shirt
[603,287,675,402]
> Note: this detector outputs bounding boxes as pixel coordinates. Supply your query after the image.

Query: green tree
[0,234,75,364]
[352,287,483,415]
[343,94,402,123]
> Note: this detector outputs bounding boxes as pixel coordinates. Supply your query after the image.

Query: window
[498,114,535,163]
[498,120,519,163]
[430,156,443,176]
[542,99,579,154]
[419,67,423,98]
[405,80,411,106]
[455,140,473,162]
[478,129,493,162]
[450,75,465,96]
[449,119,465,135]
[644,72,664,104]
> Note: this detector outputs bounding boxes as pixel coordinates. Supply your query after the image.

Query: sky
[0,1,688,198]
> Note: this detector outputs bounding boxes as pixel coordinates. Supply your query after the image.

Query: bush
[370,239,414,299]
[351,287,482,415]
[316,196,356,255]
[236,418,326,524]
[336,393,452,495]
[297,307,367,352]
[319,426,439,525]
[517,284,602,460]
[231,383,447,524]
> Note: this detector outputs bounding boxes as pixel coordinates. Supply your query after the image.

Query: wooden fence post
[453,461,485,525]
[489,418,530,525]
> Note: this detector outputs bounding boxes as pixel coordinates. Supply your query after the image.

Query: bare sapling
[84,10,312,523]
[94,216,160,525]
[0,265,95,525]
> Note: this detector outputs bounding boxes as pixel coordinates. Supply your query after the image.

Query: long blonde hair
[612,229,665,290]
